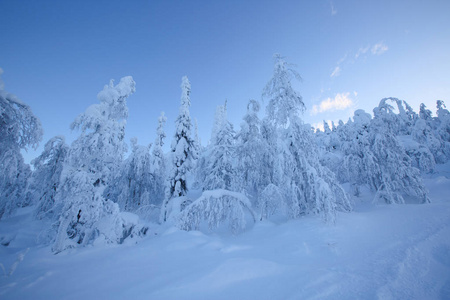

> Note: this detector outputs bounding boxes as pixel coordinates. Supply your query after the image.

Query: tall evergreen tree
[151,112,167,204]
[203,101,236,190]
[161,76,196,222]
[259,54,351,221]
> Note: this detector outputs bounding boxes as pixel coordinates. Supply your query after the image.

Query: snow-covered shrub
[178,190,256,234]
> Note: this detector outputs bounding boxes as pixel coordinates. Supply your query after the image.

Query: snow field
[1,167,449,299]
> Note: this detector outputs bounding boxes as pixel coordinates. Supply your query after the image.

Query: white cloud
[330,66,341,78]
[312,92,353,115]
[331,2,337,15]
[353,91,358,97]
[355,46,369,59]
[371,42,388,55]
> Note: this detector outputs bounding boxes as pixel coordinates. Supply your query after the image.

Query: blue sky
[1,0,449,162]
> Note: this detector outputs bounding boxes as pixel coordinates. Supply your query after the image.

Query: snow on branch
[178,189,256,234]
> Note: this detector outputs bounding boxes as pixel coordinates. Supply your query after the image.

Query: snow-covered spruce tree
[27,136,68,220]
[53,77,143,253]
[434,100,450,161]
[336,110,378,196]
[203,101,236,190]
[161,76,196,222]
[235,99,269,201]
[370,98,429,203]
[194,104,226,190]
[415,102,448,164]
[151,112,168,204]
[105,138,154,212]
[260,54,350,221]
[0,72,43,219]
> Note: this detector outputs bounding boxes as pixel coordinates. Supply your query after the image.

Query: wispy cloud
[330,42,388,78]
[355,46,369,59]
[312,92,354,115]
[331,2,337,15]
[371,42,388,55]
[330,66,341,78]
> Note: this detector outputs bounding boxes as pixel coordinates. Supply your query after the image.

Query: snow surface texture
[1,163,450,299]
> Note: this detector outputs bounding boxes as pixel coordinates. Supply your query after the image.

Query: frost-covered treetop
[353,109,372,125]
[71,76,135,132]
[263,54,305,127]
[156,112,167,147]
[97,76,136,120]
[0,73,43,151]
[180,76,191,113]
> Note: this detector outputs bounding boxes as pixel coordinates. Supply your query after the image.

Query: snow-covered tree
[434,100,450,161]
[258,55,351,221]
[53,76,141,253]
[151,112,167,204]
[28,136,68,220]
[419,103,433,122]
[106,138,154,211]
[203,102,236,190]
[263,54,305,128]
[161,76,196,222]
[178,189,256,234]
[0,74,43,219]
[371,99,429,203]
[235,99,267,199]
[329,99,430,203]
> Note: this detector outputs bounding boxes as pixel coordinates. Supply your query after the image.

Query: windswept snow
[1,164,450,299]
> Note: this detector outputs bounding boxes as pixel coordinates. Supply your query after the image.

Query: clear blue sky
[1,0,449,162]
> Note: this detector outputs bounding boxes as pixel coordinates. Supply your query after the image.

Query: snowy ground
[1,165,450,299]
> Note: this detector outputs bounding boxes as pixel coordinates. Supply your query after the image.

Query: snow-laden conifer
[161,76,196,222]
[151,112,168,204]
[258,54,351,221]
[52,77,142,253]
[0,74,42,219]
[28,136,68,220]
[203,101,236,190]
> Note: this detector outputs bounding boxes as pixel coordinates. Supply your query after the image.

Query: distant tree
[203,101,236,190]
[235,100,267,200]
[419,103,433,122]
[0,75,42,219]
[106,138,153,211]
[161,76,196,222]
[151,112,168,204]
